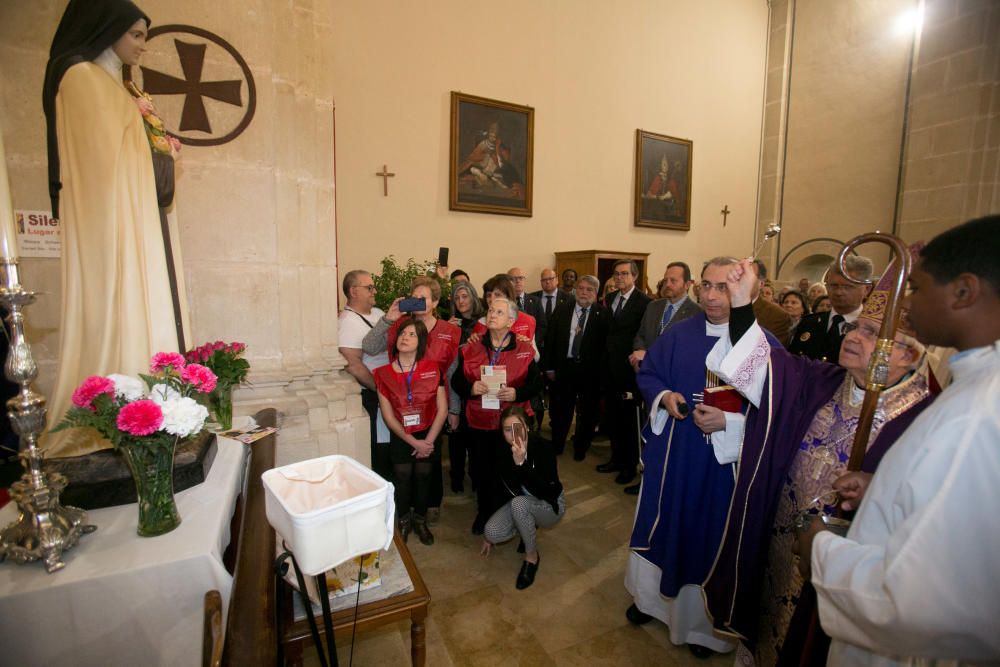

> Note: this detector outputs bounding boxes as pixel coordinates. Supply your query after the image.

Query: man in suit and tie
[749,260,795,346]
[532,268,573,349]
[789,255,873,361]
[542,275,609,459]
[508,267,543,321]
[631,261,701,368]
[597,259,652,484]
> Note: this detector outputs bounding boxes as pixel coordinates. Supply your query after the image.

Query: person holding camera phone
[363,276,461,525]
[373,318,448,545]
[452,297,542,535]
[446,281,485,493]
[480,406,565,590]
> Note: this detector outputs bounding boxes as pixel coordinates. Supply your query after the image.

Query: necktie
[614,295,625,318]
[831,313,845,335]
[571,308,588,358]
[545,295,553,319]
[658,303,675,335]
[518,295,524,310]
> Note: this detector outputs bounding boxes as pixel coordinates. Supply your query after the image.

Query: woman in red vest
[374,319,447,545]
[471,273,537,342]
[452,297,542,535]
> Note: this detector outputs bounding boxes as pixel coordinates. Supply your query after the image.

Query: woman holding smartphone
[481,406,566,590]
[374,319,448,545]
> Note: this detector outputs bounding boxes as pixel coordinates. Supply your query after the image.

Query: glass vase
[209,384,234,431]
[120,440,181,537]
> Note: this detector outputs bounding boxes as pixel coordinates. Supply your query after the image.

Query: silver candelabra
[0,257,94,573]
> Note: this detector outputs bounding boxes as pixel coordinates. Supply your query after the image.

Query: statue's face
[112,19,148,67]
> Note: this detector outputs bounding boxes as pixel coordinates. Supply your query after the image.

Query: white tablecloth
[0,435,249,667]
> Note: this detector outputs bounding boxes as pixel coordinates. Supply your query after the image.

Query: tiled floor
[311,435,734,667]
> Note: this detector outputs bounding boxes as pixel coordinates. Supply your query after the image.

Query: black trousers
[548,360,600,455]
[361,388,392,481]
[468,427,504,522]
[605,387,641,472]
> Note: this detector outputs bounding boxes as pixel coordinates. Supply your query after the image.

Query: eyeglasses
[613,271,634,278]
[356,284,375,292]
[824,282,862,292]
[510,276,526,282]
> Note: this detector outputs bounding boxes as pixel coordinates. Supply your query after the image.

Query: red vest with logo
[387,318,461,376]
[461,339,535,431]
[373,359,441,434]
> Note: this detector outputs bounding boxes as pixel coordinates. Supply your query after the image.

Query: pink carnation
[181,363,217,393]
[150,352,186,373]
[71,375,116,410]
[117,400,163,436]
[200,347,212,362]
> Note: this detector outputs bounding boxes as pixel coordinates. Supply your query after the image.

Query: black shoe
[625,604,653,625]
[624,483,641,495]
[596,462,621,473]
[398,513,412,543]
[615,470,636,485]
[451,480,464,494]
[687,644,715,659]
[573,450,586,461]
[516,556,539,590]
[412,515,435,546]
[517,539,525,554]
[471,515,485,536]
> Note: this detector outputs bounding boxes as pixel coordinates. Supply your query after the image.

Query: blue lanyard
[489,332,511,366]
[398,359,417,403]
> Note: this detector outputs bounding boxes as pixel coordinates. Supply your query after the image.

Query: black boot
[397,511,412,543]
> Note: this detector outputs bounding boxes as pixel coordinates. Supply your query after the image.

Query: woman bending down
[481,406,566,590]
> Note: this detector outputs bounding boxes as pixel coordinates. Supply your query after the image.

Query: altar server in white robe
[796,216,1000,666]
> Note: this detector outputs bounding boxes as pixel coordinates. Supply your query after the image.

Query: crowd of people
[337,215,999,665]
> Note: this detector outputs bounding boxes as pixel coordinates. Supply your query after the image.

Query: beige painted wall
[331,0,770,295]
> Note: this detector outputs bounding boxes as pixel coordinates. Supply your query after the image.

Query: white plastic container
[262,454,395,575]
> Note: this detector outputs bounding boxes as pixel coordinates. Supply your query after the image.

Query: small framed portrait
[449,92,534,217]
[634,129,693,230]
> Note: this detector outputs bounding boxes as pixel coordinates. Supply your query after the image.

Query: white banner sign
[15,210,61,258]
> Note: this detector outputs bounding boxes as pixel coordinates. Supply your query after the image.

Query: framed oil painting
[634,129,692,230]
[449,92,534,217]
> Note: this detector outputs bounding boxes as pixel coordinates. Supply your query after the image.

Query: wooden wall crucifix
[375,164,395,196]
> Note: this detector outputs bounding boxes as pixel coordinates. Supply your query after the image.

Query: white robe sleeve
[648,389,672,436]
[706,322,770,408]
[710,411,745,465]
[811,409,1000,662]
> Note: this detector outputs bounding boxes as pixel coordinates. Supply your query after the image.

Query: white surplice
[811,341,1000,666]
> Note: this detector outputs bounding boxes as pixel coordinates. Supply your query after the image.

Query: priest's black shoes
[516,556,539,590]
[688,644,715,659]
[625,604,653,625]
[596,462,621,473]
[615,469,636,484]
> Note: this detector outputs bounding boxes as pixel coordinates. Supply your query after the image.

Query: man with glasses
[338,269,391,479]
[697,251,934,665]
[596,259,651,485]
[789,255,874,361]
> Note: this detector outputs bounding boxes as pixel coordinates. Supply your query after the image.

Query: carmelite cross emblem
[132,25,257,147]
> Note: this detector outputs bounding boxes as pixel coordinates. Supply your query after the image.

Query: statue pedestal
[42,432,217,510]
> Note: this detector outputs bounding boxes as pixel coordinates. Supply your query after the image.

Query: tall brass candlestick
[0,131,94,573]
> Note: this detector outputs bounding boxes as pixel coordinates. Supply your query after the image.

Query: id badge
[401,405,422,429]
[481,395,500,410]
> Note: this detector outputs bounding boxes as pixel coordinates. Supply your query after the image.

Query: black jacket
[495,434,563,514]
[787,310,845,362]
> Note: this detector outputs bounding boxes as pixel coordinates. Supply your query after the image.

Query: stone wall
[0,0,366,467]
[897,0,1000,242]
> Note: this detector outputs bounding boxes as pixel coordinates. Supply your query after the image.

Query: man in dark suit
[789,255,874,362]
[631,261,701,362]
[531,267,573,349]
[597,259,652,484]
[508,267,543,321]
[542,275,609,459]
[750,260,794,346]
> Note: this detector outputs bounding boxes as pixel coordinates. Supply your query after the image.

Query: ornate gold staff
[836,231,912,472]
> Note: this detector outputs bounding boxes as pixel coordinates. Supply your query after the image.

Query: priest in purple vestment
[625,257,782,659]
[701,253,934,665]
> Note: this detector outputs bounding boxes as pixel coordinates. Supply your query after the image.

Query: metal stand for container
[275,545,340,667]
